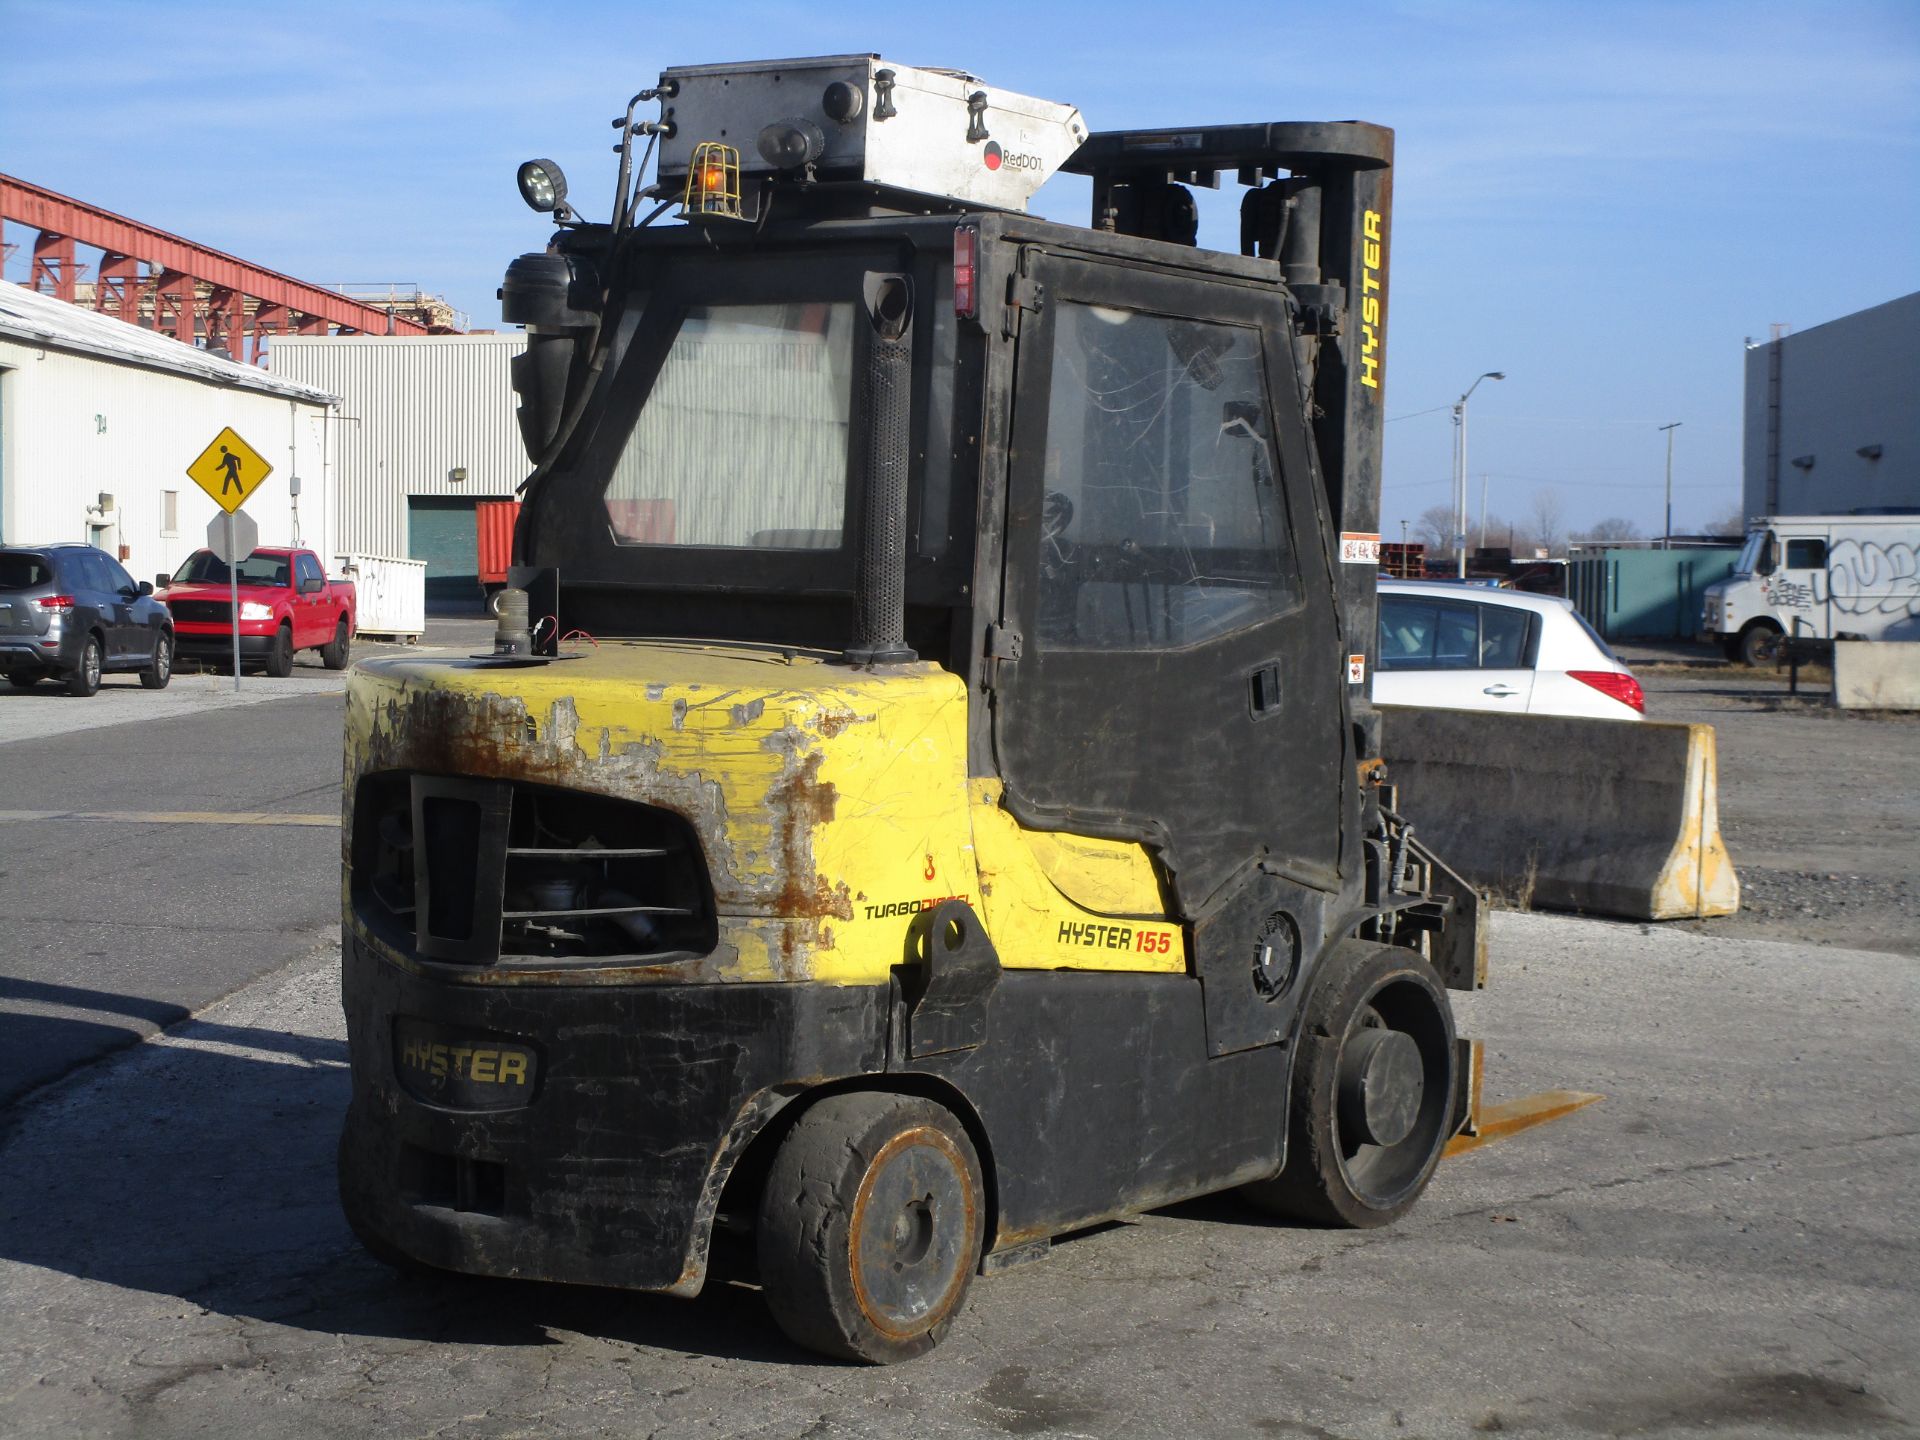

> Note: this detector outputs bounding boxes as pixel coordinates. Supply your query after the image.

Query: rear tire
[7,668,43,690]
[140,630,173,689]
[264,623,294,678]
[1241,940,1456,1229]
[1737,622,1781,668]
[321,619,351,670]
[757,1092,985,1364]
[66,635,103,698]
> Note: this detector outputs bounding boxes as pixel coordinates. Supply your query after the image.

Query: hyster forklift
[338,55,1544,1363]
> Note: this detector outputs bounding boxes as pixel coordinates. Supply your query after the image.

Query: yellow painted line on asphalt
[0,808,339,828]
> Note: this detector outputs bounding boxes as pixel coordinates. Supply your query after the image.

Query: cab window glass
[74,550,113,593]
[1378,597,1439,669]
[0,554,52,590]
[1785,538,1827,570]
[102,555,136,592]
[604,300,855,549]
[297,554,324,587]
[1036,304,1297,650]
[1378,596,1530,670]
[1478,605,1530,667]
[1432,605,1479,667]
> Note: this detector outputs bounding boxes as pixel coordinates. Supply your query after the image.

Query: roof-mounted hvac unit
[653,55,1087,212]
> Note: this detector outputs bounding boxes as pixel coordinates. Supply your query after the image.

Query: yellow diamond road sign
[187,427,272,514]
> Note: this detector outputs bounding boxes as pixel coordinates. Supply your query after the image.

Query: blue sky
[4,0,1916,541]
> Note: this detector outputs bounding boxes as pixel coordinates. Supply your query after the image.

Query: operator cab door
[992,250,1348,920]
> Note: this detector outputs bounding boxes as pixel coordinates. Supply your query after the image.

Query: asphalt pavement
[0,621,493,1110]
[0,912,1912,1438]
[1,626,1914,1436]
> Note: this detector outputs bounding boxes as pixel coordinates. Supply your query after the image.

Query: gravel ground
[1615,643,1919,957]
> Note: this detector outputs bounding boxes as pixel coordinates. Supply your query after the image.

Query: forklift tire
[1241,940,1455,1229]
[756,1091,985,1364]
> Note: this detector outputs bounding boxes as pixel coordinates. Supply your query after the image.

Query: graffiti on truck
[1819,539,1920,619]
[1760,574,1815,611]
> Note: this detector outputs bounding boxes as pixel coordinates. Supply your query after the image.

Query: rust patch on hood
[768,749,854,922]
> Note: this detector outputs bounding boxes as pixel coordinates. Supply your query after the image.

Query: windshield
[173,551,291,588]
[1733,529,1769,577]
[602,301,856,550]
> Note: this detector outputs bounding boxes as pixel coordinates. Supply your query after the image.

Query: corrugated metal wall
[268,334,528,560]
[0,337,333,583]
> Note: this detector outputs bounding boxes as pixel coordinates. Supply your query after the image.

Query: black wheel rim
[849,1127,975,1339]
[1332,978,1452,1208]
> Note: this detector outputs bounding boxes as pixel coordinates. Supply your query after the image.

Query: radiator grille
[352,773,716,966]
[169,599,231,624]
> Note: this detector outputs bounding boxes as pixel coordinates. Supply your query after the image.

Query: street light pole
[1453,371,1505,578]
[1659,421,1682,549]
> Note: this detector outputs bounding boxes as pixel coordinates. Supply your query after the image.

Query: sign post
[207,508,260,692]
[187,427,272,693]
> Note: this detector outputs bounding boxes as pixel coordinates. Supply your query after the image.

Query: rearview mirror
[154,573,170,590]
[138,580,154,596]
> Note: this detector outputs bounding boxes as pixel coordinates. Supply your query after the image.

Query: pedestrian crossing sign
[187,427,272,513]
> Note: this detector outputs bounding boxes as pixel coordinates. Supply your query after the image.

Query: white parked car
[1373,580,1645,720]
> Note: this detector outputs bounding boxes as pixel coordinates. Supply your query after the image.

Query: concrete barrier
[1378,708,1739,921]
[1831,641,1920,710]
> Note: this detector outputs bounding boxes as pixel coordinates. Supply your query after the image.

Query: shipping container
[476,498,520,587]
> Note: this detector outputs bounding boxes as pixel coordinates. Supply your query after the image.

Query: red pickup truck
[163,546,356,676]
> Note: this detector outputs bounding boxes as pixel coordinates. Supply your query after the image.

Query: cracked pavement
[1,911,1914,1438]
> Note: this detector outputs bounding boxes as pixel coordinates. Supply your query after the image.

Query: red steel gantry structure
[0,172,436,362]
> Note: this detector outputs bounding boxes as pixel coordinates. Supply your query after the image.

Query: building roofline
[0,280,338,406]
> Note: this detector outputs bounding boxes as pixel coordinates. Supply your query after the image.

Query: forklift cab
[338,55,1485,1364]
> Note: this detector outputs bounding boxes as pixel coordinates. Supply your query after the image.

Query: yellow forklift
[338,55,1570,1362]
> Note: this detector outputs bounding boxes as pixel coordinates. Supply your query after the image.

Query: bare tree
[1585,516,1643,542]
[1705,503,1751,539]
[1417,503,1456,554]
[1528,489,1567,555]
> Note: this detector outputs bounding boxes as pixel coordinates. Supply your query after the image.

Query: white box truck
[1702,514,1920,664]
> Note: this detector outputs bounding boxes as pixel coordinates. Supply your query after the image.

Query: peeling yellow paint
[342,641,1188,985]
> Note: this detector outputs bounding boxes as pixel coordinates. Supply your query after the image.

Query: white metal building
[0,280,337,584]
[268,334,527,605]
[1743,291,1919,518]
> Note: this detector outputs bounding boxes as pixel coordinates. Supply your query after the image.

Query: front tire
[140,630,173,689]
[757,1092,985,1364]
[321,619,351,670]
[1737,622,1781,668]
[66,635,103,697]
[1242,940,1456,1229]
[264,623,294,678]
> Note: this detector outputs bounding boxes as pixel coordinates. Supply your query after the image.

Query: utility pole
[1453,371,1504,578]
[1659,422,1682,549]
[1478,473,1490,549]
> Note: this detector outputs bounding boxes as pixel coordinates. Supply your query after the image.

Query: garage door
[407,498,479,611]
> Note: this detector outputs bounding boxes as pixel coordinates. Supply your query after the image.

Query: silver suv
[0,545,175,697]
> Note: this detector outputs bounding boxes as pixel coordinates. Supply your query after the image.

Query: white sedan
[1372,580,1645,720]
